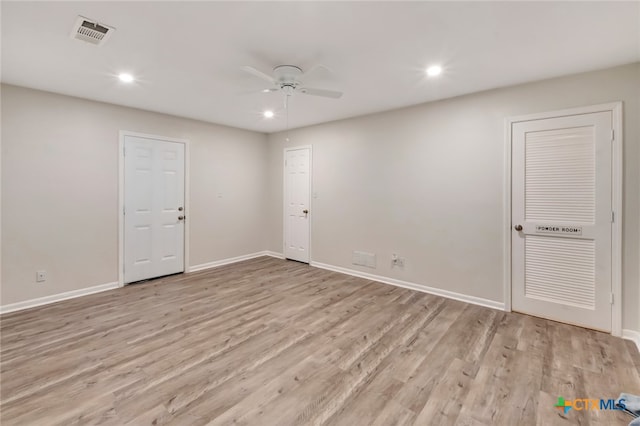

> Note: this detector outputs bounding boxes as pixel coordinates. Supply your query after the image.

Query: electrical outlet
[36,270,46,282]
[391,254,405,268]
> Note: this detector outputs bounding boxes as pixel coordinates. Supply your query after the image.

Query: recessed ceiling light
[263,110,274,119]
[426,65,442,77]
[118,73,134,83]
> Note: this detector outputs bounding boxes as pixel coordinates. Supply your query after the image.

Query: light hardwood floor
[1,257,639,425]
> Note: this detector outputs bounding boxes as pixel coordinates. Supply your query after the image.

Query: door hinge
[123,206,126,215]
[123,146,126,156]
[611,129,615,142]
[611,211,615,223]
[610,293,614,304]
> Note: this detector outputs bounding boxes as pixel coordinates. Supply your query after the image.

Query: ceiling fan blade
[298,87,343,99]
[238,87,279,95]
[301,64,332,79]
[241,66,275,84]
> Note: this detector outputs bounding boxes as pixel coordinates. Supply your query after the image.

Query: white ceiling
[2,1,639,133]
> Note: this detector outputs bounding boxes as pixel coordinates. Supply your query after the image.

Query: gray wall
[1,84,269,305]
[267,63,640,331]
[2,63,638,333]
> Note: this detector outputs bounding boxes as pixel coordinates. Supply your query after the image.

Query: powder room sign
[535,225,582,235]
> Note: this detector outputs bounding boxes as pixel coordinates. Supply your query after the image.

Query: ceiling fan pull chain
[285,95,290,142]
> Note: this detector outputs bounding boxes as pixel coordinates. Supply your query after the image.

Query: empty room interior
[1,1,640,425]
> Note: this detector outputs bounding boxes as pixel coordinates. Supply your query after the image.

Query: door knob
[303,209,309,214]
[514,224,523,231]
[178,216,185,221]
[178,207,183,211]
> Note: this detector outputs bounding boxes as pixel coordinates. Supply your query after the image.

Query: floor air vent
[71,16,114,46]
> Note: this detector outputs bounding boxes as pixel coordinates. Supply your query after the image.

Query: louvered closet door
[512,111,612,331]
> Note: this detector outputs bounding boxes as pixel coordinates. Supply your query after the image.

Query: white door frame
[283,145,313,262]
[118,130,191,287]
[503,102,623,336]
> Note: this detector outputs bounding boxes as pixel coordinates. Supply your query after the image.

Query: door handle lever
[178,216,185,221]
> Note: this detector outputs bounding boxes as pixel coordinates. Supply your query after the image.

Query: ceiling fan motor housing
[241,64,342,99]
[274,65,303,93]
[273,65,303,82]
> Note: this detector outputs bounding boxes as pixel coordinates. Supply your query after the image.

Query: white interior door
[124,136,185,284]
[284,147,311,263]
[512,111,612,331]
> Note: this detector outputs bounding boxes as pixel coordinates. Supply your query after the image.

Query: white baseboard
[188,251,283,273]
[622,329,640,353]
[310,261,505,311]
[0,281,119,315]
[264,251,284,259]
[1,252,281,315]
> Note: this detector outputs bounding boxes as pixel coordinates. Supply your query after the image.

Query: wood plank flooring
[1,256,639,425]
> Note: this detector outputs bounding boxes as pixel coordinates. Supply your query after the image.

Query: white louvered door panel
[512,111,612,331]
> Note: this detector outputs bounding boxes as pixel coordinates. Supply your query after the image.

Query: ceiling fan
[241,64,343,99]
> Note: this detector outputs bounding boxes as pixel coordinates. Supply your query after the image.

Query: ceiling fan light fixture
[426,65,442,77]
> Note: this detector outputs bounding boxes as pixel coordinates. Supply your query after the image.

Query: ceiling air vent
[71,16,115,46]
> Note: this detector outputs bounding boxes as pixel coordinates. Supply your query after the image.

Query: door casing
[283,145,312,263]
[503,102,623,336]
[118,130,190,287]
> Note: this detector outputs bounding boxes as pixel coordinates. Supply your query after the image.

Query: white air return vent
[71,16,114,46]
